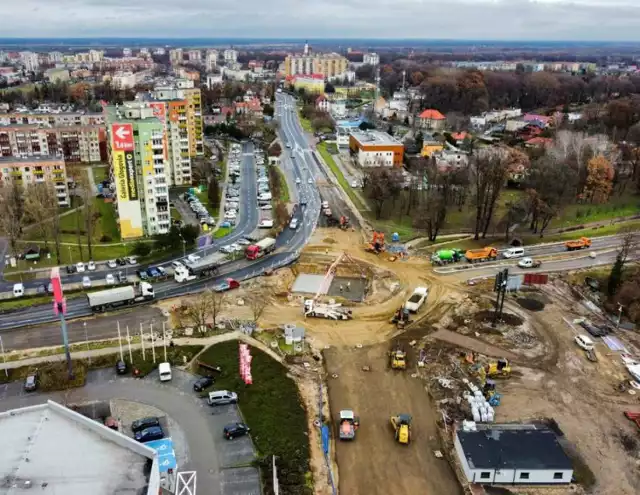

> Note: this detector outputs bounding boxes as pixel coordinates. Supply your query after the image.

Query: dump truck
[431,248,464,265]
[365,231,385,254]
[465,247,498,263]
[404,287,429,313]
[87,282,154,312]
[391,414,412,445]
[303,300,353,320]
[390,345,407,370]
[245,237,276,260]
[338,410,359,440]
[565,237,591,251]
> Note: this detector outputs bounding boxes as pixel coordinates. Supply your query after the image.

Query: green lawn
[51,197,121,243]
[275,167,290,203]
[92,166,109,184]
[171,207,182,222]
[195,341,310,494]
[213,226,232,238]
[297,108,313,132]
[552,192,640,229]
[317,143,366,210]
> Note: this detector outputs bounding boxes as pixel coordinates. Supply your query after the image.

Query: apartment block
[0,124,106,163]
[285,52,349,79]
[169,48,183,66]
[0,156,70,206]
[0,111,104,127]
[105,106,170,239]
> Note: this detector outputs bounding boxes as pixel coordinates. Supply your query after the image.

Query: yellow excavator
[486,358,511,378]
[391,414,412,444]
[389,345,407,370]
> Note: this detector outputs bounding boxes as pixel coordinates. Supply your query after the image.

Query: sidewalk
[0,330,282,371]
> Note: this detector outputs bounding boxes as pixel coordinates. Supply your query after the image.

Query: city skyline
[2,0,640,41]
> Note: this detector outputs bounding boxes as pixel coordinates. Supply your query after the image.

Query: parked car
[82,276,91,289]
[219,245,234,254]
[107,259,117,269]
[24,372,38,392]
[131,417,161,433]
[117,258,127,266]
[135,426,165,443]
[207,390,238,406]
[171,261,184,270]
[137,270,149,281]
[237,238,251,246]
[66,265,76,274]
[76,262,86,273]
[223,422,250,440]
[156,266,167,277]
[578,320,608,337]
[115,359,127,375]
[116,271,127,284]
[105,273,115,285]
[574,334,595,351]
[147,267,160,278]
[193,376,214,392]
[126,256,137,265]
[214,278,240,292]
[87,260,96,271]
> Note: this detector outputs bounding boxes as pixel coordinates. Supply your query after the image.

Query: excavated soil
[516,297,546,312]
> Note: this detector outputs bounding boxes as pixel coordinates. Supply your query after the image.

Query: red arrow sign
[112,123,134,151]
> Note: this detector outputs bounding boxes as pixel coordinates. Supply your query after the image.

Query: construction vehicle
[365,231,385,254]
[338,410,359,440]
[389,344,407,370]
[485,358,511,378]
[245,237,277,260]
[303,299,353,320]
[391,307,411,329]
[404,287,429,313]
[431,248,464,265]
[465,247,499,263]
[175,252,228,281]
[624,411,640,431]
[87,283,154,312]
[483,379,502,406]
[390,414,412,445]
[339,216,349,230]
[565,237,592,251]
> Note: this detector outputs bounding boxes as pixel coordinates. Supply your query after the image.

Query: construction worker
[339,284,344,293]
[347,281,351,291]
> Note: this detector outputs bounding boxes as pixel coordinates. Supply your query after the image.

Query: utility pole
[492,268,508,327]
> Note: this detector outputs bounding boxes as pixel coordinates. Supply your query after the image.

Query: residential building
[48,51,63,63]
[363,53,380,66]
[99,57,154,71]
[349,130,404,167]
[434,149,469,170]
[420,133,445,157]
[223,49,238,64]
[122,47,132,57]
[105,105,171,238]
[44,68,70,83]
[0,123,106,163]
[336,119,363,148]
[205,50,218,72]
[0,400,161,494]
[187,49,202,62]
[418,109,446,130]
[146,80,203,156]
[108,70,153,89]
[205,73,223,88]
[285,52,349,79]
[234,98,263,120]
[0,156,70,206]
[290,74,325,93]
[19,51,39,72]
[169,48,183,66]
[316,94,331,112]
[455,423,573,485]
[176,67,200,81]
[88,49,104,63]
[0,110,104,127]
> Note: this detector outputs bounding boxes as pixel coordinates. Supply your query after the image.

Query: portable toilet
[392,232,400,243]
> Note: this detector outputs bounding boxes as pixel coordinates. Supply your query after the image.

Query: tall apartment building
[169,48,183,66]
[0,111,104,127]
[0,156,70,206]
[363,53,380,66]
[285,52,349,79]
[88,50,104,63]
[147,80,203,156]
[48,51,63,63]
[187,50,202,62]
[19,52,39,72]
[105,106,170,238]
[122,48,132,57]
[223,49,238,64]
[205,50,218,72]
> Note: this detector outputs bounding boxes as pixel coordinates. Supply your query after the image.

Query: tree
[209,290,227,329]
[608,231,637,297]
[414,131,424,152]
[246,288,272,323]
[324,82,335,94]
[364,167,402,219]
[582,155,614,203]
[471,149,509,239]
[208,177,220,208]
[180,290,212,335]
[0,181,26,257]
[24,183,58,253]
[263,103,274,118]
[79,170,98,260]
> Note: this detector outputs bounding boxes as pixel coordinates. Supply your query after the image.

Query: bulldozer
[365,231,385,254]
[391,306,411,329]
[389,345,407,370]
[391,414,412,445]
[485,358,511,378]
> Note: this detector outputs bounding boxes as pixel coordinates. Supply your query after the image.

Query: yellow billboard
[113,150,129,201]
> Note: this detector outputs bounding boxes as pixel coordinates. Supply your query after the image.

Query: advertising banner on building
[113,151,129,201]
[124,150,139,200]
[111,123,134,152]
[149,102,168,160]
[111,122,142,239]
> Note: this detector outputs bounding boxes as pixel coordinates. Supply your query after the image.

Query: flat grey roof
[350,130,401,147]
[0,401,155,495]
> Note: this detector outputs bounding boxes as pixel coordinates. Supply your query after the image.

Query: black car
[223,422,250,440]
[193,376,214,392]
[117,258,127,266]
[24,372,38,392]
[66,265,77,274]
[115,360,127,375]
[578,320,607,337]
[131,416,161,433]
[134,425,164,442]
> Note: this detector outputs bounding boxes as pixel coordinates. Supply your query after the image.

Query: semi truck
[87,283,154,312]
[431,248,463,265]
[303,300,353,320]
[245,237,276,260]
[465,247,498,263]
[174,252,228,282]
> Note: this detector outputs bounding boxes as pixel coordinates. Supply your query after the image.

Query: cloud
[0,0,638,40]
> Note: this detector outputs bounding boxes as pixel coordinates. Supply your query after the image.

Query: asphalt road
[0,366,260,495]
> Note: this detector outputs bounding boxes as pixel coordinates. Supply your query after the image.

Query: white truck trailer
[87,282,154,312]
[303,300,353,320]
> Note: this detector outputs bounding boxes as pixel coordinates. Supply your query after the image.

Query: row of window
[478,472,564,480]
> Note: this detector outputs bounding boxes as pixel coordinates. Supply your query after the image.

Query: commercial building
[105,105,170,238]
[0,123,106,163]
[0,400,160,495]
[285,52,349,79]
[349,130,404,167]
[0,156,70,205]
[290,74,325,93]
[455,423,573,485]
[44,68,70,83]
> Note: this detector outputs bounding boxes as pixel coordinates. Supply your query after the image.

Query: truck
[303,300,353,320]
[404,287,429,313]
[565,237,592,251]
[87,282,154,312]
[245,237,276,260]
[431,248,463,265]
[174,252,228,282]
[338,410,359,440]
[465,247,498,263]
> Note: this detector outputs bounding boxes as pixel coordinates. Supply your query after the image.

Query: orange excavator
[365,231,385,254]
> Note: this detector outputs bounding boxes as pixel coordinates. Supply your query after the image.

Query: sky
[1,0,639,41]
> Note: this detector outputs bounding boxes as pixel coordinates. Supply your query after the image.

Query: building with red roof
[418,109,446,130]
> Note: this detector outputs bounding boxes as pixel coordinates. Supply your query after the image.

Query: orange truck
[465,247,498,263]
[565,237,592,251]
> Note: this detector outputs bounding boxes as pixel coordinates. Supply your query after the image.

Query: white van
[12,283,24,297]
[503,247,525,259]
[574,334,595,351]
[158,362,172,382]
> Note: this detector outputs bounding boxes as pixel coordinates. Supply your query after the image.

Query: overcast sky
[1,0,639,40]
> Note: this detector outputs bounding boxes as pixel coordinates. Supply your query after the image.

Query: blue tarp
[145,438,177,473]
[321,425,330,455]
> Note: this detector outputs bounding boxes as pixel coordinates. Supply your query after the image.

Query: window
[553,472,563,480]
[519,473,529,480]
[480,472,491,480]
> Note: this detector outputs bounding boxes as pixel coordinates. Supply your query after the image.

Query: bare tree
[0,181,26,257]
[363,167,402,220]
[180,290,212,335]
[245,288,272,324]
[471,148,509,240]
[78,170,98,260]
[209,290,227,329]
[24,182,58,253]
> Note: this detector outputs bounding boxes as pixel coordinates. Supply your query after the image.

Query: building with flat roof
[0,400,159,495]
[349,130,404,167]
[0,155,69,206]
[455,423,573,485]
[0,110,104,127]
[285,52,348,79]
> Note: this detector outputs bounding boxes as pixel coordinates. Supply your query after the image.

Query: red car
[214,278,240,293]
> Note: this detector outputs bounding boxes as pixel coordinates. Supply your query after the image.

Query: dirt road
[324,344,462,495]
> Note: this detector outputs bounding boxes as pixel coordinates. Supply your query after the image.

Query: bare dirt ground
[324,344,463,495]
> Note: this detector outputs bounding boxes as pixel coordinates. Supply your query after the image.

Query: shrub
[132,241,152,257]
[100,235,112,243]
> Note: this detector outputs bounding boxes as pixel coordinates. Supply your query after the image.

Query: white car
[289,218,299,230]
[219,245,234,254]
[295,178,301,184]
[351,180,359,188]
[107,259,117,269]
[230,243,243,252]
[260,204,273,210]
[76,262,85,273]
[87,260,96,271]
[224,211,237,220]
[126,256,137,265]
[105,273,115,285]
[82,276,91,288]
[307,178,313,184]
[187,254,201,263]
[171,260,184,270]
[237,238,251,246]
[574,334,595,351]
[259,219,274,228]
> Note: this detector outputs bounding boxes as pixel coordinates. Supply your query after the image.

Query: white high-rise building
[363,53,380,66]
[169,48,183,66]
[187,49,202,62]
[48,51,63,63]
[223,49,238,64]
[205,50,218,72]
[88,49,104,63]
[19,52,39,72]
[122,47,132,57]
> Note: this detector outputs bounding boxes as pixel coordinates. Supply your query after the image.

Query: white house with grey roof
[454,423,573,485]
